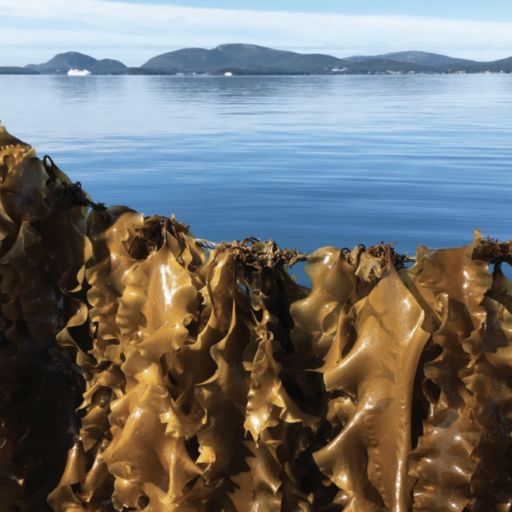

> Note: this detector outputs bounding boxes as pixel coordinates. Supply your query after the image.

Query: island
[1,44,512,75]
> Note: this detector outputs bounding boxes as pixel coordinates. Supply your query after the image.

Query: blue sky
[123,0,512,21]
[2,0,512,66]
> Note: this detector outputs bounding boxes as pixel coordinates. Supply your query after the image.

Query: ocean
[1,74,511,268]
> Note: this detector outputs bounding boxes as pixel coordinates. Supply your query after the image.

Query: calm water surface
[0,74,511,262]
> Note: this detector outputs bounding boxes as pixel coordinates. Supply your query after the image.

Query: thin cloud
[2,0,512,65]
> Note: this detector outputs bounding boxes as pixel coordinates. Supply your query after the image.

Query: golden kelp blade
[0,126,511,512]
[315,266,429,511]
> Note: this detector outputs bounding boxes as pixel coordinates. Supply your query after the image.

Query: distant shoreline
[1,70,510,76]
[4,44,512,76]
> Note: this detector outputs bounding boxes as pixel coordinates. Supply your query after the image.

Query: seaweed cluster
[1,126,512,511]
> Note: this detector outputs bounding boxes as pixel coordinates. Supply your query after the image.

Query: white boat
[67,69,91,76]
[224,71,233,77]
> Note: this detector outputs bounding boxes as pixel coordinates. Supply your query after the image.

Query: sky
[2,0,512,66]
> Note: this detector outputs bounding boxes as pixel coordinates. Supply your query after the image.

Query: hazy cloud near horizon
[2,0,512,66]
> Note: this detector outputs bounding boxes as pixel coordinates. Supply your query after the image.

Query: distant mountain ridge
[347,51,476,68]
[1,45,512,75]
[142,44,346,74]
[26,51,128,75]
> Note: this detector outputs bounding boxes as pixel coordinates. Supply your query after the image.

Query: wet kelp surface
[1,126,511,512]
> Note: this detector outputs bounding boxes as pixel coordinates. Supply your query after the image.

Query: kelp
[0,128,89,511]
[1,125,512,512]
